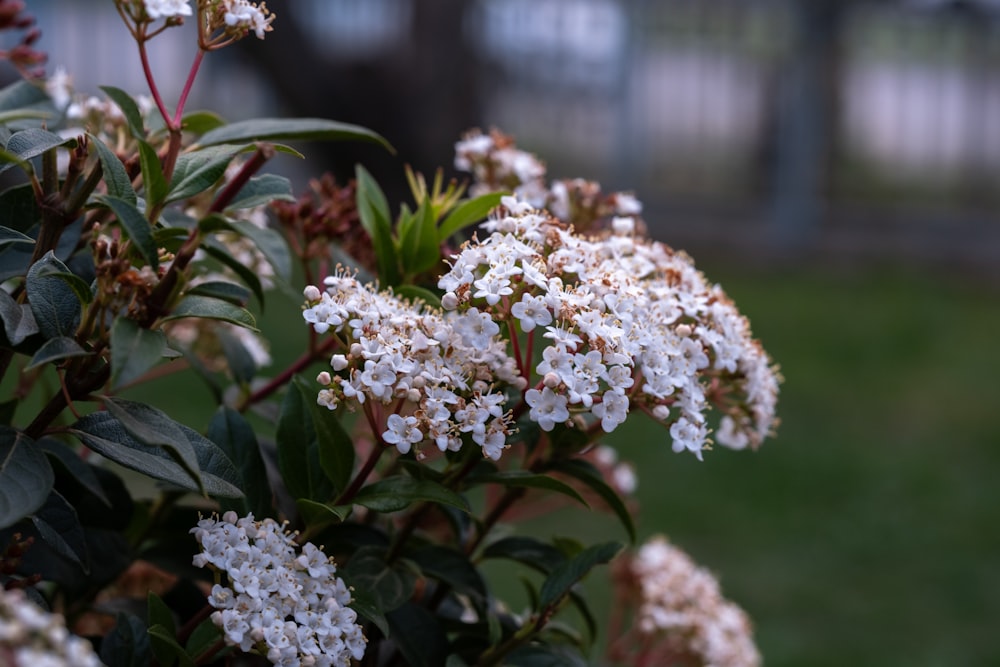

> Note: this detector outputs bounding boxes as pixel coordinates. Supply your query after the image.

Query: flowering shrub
[0,1,779,665]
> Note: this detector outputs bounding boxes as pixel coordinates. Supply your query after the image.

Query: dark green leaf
[353,476,470,514]
[506,645,589,667]
[184,617,222,660]
[548,458,636,543]
[480,536,566,573]
[230,219,292,283]
[275,380,334,503]
[0,182,39,233]
[30,489,88,571]
[162,295,257,330]
[216,327,257,385]
[148,624,194,667]
[39,437,111,506]
[538,541,623,609]
[208,407,271,518]
[89,133,136,204]
[99,86,146,139]
[3,128,76,171]
[96,195,158,270]
[185,281,250,305]
[408,545,487,600]
[25,336,90,370]
[138,139,168,209]
[0,426,53,529]
[102,397,202,492]
[25,251,82,339]
[70,412,242,498]
[0,287,38,345]
[195,117,392,152]
[167,144,250,204]
[355,164,400,286]
[341,547,415,615]
[386,603,449,667]
[100,612,152,667]
[438,192,505,242]
[347,587,389,637]
[110,318,167,389]
[294,376,355,496]
[466,470,588,507]
[296,498,351,532]
[225,173,294,210]
[0,79,51,113]
[198,243,264,307]
[0,225,34,247]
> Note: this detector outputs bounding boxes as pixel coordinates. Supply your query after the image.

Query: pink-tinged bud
[330,355,349,371]
[675,324,692,337]
[303,285,321,301]
[441,292,459,310]
[543,372,560,388]
[407,388,421,402]
[652,405,670,420]
[349,343,363,357]
[316,371,332,385]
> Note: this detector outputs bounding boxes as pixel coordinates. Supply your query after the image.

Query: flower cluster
[610,536,761,667]
[302,272,522,459]
[0,587,101,667]
[191,512,366,667]
[142,0,193,21]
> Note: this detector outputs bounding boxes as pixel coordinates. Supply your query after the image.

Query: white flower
[143,0,192,20]
[524,387,570,431]
[382,414,423,454]
[454,308,500,349]
[592,390,629,433]
[510,293,552,332]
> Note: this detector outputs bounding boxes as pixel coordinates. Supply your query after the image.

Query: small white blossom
[143,0,192,20]
[0,588,101,667]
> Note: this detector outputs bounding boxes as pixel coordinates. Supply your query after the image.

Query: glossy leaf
[207,407,271,518]
[195,117,392,152]
[100,612,152,667]
[480,536,566,573]
[0,426,54,529]
[167,144,250,203]
[25,336,90,370]
[0,225,34,247]
[438,192,505,241]
[352,476,470,514]
[466,470,588,507]
[97,195,158,270]
[25,251,82,339]
[341,547,415,615]
[30,489,88,571]
[89,132,137,204]
[100,86,147,139]
[275,380,335,503]
[294,377,355,496]
[162,295,257,330]
[356,164,400,286]
[386,603,450,667]
[548,458,636,543]
[0,287,38,345]
[225,173,294,210]
[538,541,623,609]
[138,139,168,208]
[110,318,167,389]
[296,499,351,532]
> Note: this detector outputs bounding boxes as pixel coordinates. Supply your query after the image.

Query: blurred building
[15,0,1000,273]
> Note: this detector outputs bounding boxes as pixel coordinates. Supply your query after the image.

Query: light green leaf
[162,295,257,330]
[138,139,168,209]
[180,110,226,135]
[400,198,441,276]
[195,117,392,152]
[88,133,137,204]
[356,164,399,286]
[438,192,505,242]
[0,426,54,530]
[110,318,167,389]
[25,336,91,370]
[97,195,158,270]
[353,476,470,514]
[99,86,147,139]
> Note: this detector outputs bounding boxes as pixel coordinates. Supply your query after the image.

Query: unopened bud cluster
[191,512,365,667]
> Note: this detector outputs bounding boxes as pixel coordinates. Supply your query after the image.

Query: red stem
[173,49,205,128]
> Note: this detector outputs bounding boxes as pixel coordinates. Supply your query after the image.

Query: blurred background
[12,0,1000,664]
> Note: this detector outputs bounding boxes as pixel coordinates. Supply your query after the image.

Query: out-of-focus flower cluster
[610,536,761,667]
[0,0,46,78]
[0,587,101,667]
[304,190,778,459]
[191,512,365,667]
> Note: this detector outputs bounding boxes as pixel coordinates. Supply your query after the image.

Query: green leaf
[386,603,449,667]
[184,617,222,661]
[296,498,351,532]
[38,437,111,506]
[25,336,90,370]
[438,192,505,242]
[230,219,293,284]
[0,225,34,247]
[407,544,487,600]
[548,458,636,543]
[185,280,251,305]
[99,86,147,139]
[355,164,400,286]
[2,128,76,172]
[180,110,226,135]
[216,327,257,385]
[0,79,51,113]
[89,133,137,204]
[148,624,193,667]
[109,318,167,389]
[346,588,390,638]
[506,645,589,667]
[138,139,168,209]
[466,470,588,507]
[0,288,38,345]
[225,173,294,210]
[341,547,415,615]
[100,612,152,667]
[352,476,470,514]
[167,144,251,204]
[400,197,441,276]
[30,489,88,571]
[538,541,623,609]
[480,536,566,573]
[275,381,335,503]
[96,195,158,270]
[0,182,40,234]
[0,426,54,529]
[195,117,392,152]
[162,295,257,330]
[102,397,203,494]
[25,251,82,339]
[70,412,243,498]
[208,407,271,518]
[294,376,355,495]
[198,243,264,307]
